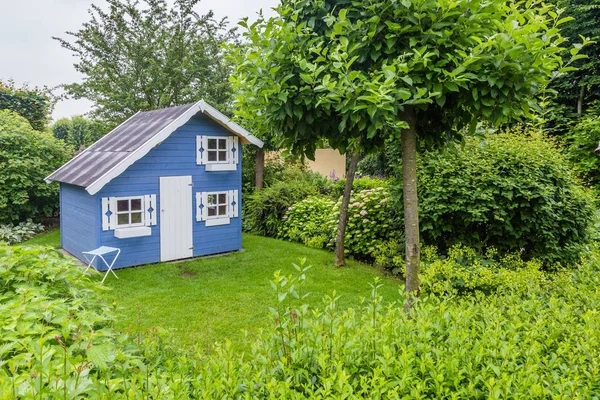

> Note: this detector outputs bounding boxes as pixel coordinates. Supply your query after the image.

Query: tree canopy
[55,0,238,125]
[231,0,577,158]
[0,80,52,131]
[550,0,600,119]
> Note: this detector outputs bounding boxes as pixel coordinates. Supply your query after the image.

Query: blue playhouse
[46,100,263,269]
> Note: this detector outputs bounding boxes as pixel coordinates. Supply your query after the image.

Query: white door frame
[159,176,193,261]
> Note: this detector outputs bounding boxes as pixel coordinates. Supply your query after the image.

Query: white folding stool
[82,246,121,284]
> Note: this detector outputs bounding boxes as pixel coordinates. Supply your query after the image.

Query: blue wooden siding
[95,114,242,269]
[60,183,98,263]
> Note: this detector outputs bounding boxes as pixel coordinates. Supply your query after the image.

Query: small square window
[118,214,129,225]
[131,212,142,224]
[205,191,229,220]
[203,136,231,164]
[115,196,145,227]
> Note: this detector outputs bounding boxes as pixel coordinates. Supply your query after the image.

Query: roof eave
[198,100,264,148]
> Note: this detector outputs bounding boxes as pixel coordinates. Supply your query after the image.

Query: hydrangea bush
[328,188,399,257]
[279,196,336,249]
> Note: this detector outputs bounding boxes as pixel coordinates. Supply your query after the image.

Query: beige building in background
[305,149,346,179]
[266,148,346,179]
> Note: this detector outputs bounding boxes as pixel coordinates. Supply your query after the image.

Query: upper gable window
[207,138,229,163]
[196,135,239,170]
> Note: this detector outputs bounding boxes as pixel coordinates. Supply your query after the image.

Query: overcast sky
[0,0,278,121]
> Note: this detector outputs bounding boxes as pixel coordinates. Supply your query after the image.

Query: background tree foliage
[54,0,238,125]
[0,80,52,131]
[0,110,70,224]
[52,116,111,152]
[549,0,600,123]
[230,0,580,295]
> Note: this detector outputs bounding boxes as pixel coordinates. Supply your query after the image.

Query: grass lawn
[21,232,403,351]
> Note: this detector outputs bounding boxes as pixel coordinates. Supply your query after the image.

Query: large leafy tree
[55,0,238,125]
[0,110,70,224]
[0,80,53,131]
[550,0,600,120]
[231,0,578,301]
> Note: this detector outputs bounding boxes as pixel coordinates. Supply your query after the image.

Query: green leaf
[86,344,111,369]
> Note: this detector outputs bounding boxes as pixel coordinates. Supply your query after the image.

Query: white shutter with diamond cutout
[144,194,157,226]
[196,192,203,221]
[232,136,239,164]
[229,190,239,218]
[101,197,118,230]
[196,136,203,165]
[201,192,208,220]
[201,136,208,165]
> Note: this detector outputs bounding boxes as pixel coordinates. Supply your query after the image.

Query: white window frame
[115,196,145,228]
[205,136,230,164]
[205,191,229,220]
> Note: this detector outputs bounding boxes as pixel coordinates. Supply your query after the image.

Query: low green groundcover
[1,244,599,398]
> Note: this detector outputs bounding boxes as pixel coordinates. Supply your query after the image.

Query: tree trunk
[401,107,420,311]
[255,148,264,189]
[577,85,585,117]
[334,152,360,267]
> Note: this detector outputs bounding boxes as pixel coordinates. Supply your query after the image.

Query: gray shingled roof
[46,100,263,194]
[47,103,194,188]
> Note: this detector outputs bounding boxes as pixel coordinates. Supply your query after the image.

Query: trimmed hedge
[393,131,595,266]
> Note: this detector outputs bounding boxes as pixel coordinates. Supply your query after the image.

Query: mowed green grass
[21,232,402,350]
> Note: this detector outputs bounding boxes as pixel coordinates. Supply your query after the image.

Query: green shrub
[0,220,44,244]
[2,246,600,398]
[0,110,71,224]
[257,258,600,398]
[280,196,336,247]
[564,115,600,194]
[392,131,595,266]
[243,170,328,236]
[420,244,548,295]
[329,188,400,258]
[0,80,51,131]
[372,238,406,274]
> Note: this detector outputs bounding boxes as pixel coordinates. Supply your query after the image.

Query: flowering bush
[329,188,400,257]
[330,175,391,199]
[280,196,336,248]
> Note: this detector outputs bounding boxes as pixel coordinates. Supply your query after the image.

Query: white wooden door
[160,176,193,261]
